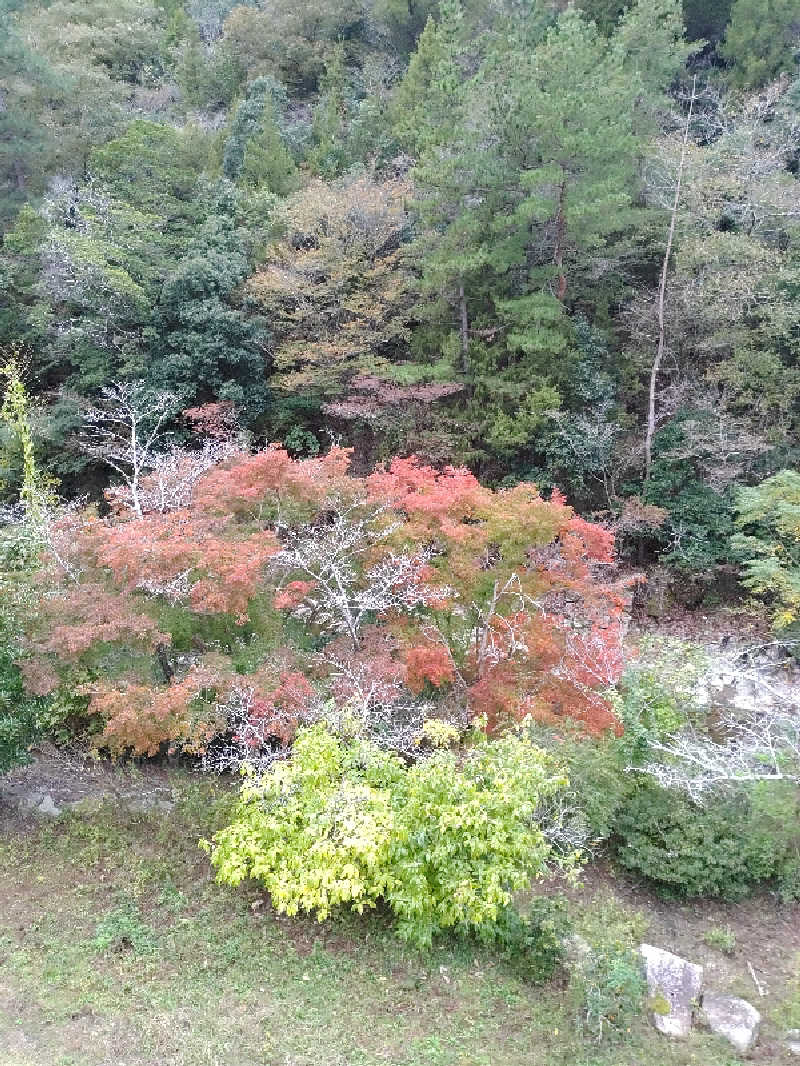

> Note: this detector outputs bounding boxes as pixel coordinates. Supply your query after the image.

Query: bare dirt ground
[0,743,180,827]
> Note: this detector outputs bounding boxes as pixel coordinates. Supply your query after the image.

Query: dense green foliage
[488,897,571,985]
[0,359,46,770]
[733,470,800,628]
[0,0,797,584]
[207,724,571,947]
[0,0,799,972]
[0,649,37,773]
[614,782,800,900]
[531,639,800,903]
[722,0,800,88]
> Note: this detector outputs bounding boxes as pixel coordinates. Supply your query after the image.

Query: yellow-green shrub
[206,725,571,946]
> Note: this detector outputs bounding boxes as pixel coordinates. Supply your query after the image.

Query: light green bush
[206,724,572,947]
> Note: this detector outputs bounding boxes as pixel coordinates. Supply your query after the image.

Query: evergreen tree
[407,0,688,475]
[153,182,269,418]
[395,0,488,378]
[577,0,631,35]
[372,0,439,53]
[722,0,800,89]
[0,0,62,227]
[89,120,207,225]
[307,46,353,179]
[223,76,290,182]
[613,0,694,126]
[241,111,298,196]
[392,0,468,159]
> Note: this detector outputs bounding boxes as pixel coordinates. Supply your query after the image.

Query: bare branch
[79,381,176,518]
[632,642,800,799]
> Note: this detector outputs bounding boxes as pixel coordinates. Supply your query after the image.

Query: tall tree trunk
[644,75,696,490]
[554,175,567,301]
[155,642,174,683]
[458,280,469,374]
[13,158,26,191]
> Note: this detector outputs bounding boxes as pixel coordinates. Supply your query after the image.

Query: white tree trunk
[644,76,697,489]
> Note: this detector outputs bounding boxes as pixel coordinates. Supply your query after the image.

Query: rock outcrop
[639,944,703,1039]
[698,993,761,1054]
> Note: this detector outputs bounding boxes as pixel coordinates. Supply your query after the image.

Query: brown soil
[0,743,182,829]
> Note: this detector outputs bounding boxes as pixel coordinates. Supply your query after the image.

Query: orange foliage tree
[20,439,632,757]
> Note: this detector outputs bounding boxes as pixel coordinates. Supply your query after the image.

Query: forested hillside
[1,0,798,587]
[2,5,800,1063]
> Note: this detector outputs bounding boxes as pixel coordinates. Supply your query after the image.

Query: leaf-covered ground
[1,768,798,1066]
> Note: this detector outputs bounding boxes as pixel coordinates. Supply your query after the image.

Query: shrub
[386,733,570,946]
[611,638,706,764]
[486,897,571,984]
[93,903,156,955]
[704,925,736,955]
[527,639,707,848]
[644,420,736,572]
[206,724,573,947]
[573,944,646,1041]
[0,651,37,772]
[567,895,648,1042]
[750,781,800,902]
[204,726,400,921]
[530,726,629,845]
[732,470,800,629]
[614,783,795,900]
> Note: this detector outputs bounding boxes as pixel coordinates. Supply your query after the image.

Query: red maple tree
[21,443,632,755]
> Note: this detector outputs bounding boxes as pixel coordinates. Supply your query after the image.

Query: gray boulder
[639,943,703,1039]
[698,993,760,1054]
[36,794,62,817]
[785,1029,800,1056]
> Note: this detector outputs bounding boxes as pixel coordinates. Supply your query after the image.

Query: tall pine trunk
[554,175,567,301]
[644,76,696,489]
[458,281,469,374]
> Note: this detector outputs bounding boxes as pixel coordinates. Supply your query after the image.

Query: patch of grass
[703,924,737,955]
[0,777,775,1066]
[775,956,800,1031]
[93,902,157,955]
[570,890,649,952]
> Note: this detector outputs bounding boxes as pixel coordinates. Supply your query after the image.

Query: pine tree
[222,76,289,182]
[722,0,800,89]
[0,1,59,226]
[391,0,467,159]
[241,109,297,196]
[396,0,491,375]
[407,0,688,474]
[306,45,353,179]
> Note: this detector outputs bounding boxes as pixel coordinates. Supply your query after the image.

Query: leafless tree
[637,708,800,800]
[111,437,242,517]
[644,75,696,488]
[633,642,800,799]
[633,77,800,490]
[79,381,174,518]
[272,503,453,649]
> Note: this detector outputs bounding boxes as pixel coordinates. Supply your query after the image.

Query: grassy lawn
[0,777,788,1066]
